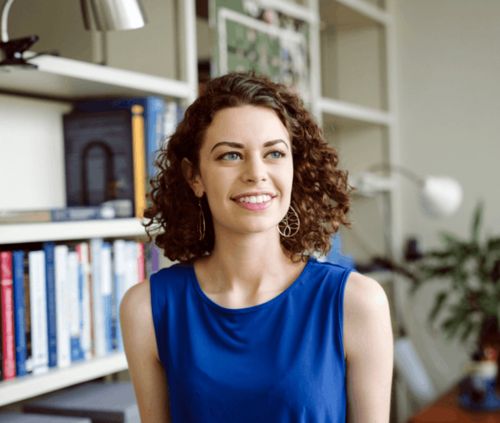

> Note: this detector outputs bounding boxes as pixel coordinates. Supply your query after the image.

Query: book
[12,250,27,377]
[89,238,106,358]
[0,205,117,224]
[74,97,166,182]
[55,245,71,368]
[63,110,145,217]
[1,251,16,380]
[29,250,49,375]
[68,248,84,363]
[23,381,140,422]
[101,242,113,355]
[76,242,92,360]
[43,242,57,368]
[112,239,126,352]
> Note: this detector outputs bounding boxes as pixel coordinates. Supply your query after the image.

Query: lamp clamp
[0,35,39,68]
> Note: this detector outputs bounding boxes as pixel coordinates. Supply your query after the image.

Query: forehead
[203,106,290,146]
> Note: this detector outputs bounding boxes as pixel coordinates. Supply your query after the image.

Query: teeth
[236,195,272,204]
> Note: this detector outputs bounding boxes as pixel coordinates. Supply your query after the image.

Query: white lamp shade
[419,176,463,218]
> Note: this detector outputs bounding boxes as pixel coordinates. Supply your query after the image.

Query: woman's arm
[119,279,171,423]
[343,272,394,423]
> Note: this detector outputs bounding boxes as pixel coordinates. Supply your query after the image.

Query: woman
[120,71,393,422]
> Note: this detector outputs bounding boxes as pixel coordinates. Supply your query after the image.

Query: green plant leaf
[440,314,463,341]
[440,232,466,249]
[427,291,448,326]
[487,238,500,252]
[472,202,484,243]
[459,320,477,344]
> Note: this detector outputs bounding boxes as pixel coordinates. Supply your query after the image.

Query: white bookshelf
[0,352,128,407]
[0,219,147,245]
[0,0,198,409]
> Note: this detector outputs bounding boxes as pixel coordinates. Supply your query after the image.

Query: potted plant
[396,202,500,408]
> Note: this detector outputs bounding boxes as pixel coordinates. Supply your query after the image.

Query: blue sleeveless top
[149,256,355,422]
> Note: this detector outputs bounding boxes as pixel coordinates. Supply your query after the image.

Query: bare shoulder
[119,279,160,361]
[343,271,392,362]
[119,279,171,422]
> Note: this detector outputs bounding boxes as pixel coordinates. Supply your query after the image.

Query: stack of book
[0,239,158,381]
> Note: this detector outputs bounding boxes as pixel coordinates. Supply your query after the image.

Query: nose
[241,154,267,183]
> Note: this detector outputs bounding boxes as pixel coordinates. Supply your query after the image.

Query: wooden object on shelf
[0,412,91,422]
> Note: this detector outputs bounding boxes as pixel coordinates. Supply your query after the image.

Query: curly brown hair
[143,70,353,264]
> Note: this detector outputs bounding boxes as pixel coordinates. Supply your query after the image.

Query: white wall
[395,0,500,396]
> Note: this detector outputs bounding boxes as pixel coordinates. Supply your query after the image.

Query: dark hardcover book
[0,412,91,422]
[63,110,136,213]
[43,242,57,368]
[73,97,166,181]
[23,381,140,422]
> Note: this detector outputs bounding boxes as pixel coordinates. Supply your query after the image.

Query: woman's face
[189,105,294,237]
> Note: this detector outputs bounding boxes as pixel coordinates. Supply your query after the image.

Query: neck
[200,225,301,295]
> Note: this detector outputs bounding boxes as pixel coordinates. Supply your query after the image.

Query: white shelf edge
[26,55,192,99]
[319,97,394,126]
[0,353,128,407]
[0,218,148,245]
[335,0,392,25]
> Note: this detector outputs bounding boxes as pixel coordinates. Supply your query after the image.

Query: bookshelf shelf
[0,55,194,102]
[0,352,128,407]
[320,97,392,127]
[0,219,147,245]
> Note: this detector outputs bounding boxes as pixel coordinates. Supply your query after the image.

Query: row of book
[0,239,160,381]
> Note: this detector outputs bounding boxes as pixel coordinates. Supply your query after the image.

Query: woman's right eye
[218,152,241,161]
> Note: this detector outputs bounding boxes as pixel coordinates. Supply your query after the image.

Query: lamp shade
[80,0,147,31]
[418,176,463,218]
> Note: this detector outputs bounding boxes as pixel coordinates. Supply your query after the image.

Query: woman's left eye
[267,150,285,159]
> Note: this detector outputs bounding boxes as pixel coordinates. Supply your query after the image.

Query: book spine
[101,242,113,355]
[147,97,166,179]
[113,240,126,353]
[1,251,16,380]
[51,206,114,222]
[23,252,33,375]
[125,242,138,292]
[55,245,70,368]
[90,238,106,358]
[77,243,92,360]
[43,242,57,368]
[137,243,145,283]
[131,105,147,218]
[29,250,49,375]
[12,250,27,377]
[68,249,82,363]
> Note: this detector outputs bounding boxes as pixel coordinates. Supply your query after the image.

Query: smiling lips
[232,194,274,211]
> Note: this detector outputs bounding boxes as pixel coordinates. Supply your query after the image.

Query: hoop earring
[278,205,300,238]
[198,198,205,241]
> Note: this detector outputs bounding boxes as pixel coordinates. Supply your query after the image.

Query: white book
[28,250,49,375]
[113,240,127,352]
[90,238,106,358]
[101,242,113,355]
[77,242,92,360]
[55,245,71,368]
[68,250,82,362]
[125,241,138,293]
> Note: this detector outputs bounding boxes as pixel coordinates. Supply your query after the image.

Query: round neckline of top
[189,256,315,314]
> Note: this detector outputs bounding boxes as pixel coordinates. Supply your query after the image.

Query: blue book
[43,242,58,368]
[74,97,166,180]
[12,250,27,377]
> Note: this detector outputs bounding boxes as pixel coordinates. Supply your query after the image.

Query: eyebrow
[210,139,289,153]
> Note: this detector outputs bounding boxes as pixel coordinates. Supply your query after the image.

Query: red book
[1,251,16,380]
[137,243,145,283]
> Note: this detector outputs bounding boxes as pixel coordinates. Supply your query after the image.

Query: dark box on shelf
[22,381,140,423]
[0,412,91,422]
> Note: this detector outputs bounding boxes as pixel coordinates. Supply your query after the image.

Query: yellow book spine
[131,105,146,218]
